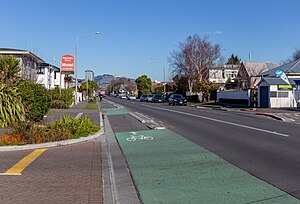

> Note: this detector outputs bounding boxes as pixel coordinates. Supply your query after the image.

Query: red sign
[61,54,74,74]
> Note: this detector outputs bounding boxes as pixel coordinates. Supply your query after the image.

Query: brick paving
[0,141,102,204]
[0,100,103,204]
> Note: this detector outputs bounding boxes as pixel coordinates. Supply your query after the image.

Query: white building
[209,64,241,89]
[36,63,66,89]
[85,70,94,81]
[0,48,44,82]
[258,59,300,108]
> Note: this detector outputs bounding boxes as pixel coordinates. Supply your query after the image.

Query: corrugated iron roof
[261,59,300,76]
[243,61,279,77]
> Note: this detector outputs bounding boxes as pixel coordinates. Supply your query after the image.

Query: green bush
[17,81,50,121]
[0,115,99,145]
[48,87,74,109]
[51,100,65,109]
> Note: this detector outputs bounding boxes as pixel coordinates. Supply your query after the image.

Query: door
[259,86,269,108]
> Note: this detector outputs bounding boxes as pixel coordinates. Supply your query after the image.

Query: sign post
[61,54,74,74]
[61,54,75,102]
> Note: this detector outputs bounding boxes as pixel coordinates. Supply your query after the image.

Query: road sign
[61,54,74,74]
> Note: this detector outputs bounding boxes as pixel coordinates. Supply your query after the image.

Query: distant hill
[94,74,135,88]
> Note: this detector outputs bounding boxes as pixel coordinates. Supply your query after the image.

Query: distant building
[236,61,278,89]
[209,64,241,89]
[85,70,94,81]
[0,48,44,82]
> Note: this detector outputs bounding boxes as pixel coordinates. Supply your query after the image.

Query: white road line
[142,105,289,137]
[75,113,83,119]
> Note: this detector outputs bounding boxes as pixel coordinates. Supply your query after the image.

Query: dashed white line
[142,105,289,137]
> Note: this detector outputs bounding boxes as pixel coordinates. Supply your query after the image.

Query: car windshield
[154,94,162,98]
[173,94,184,99]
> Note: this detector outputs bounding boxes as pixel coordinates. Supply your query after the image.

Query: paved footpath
[0,100,102,204]
[104,99,300,204]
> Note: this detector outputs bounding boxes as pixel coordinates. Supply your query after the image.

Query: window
[278,92,289,98]
[270,91,277,97]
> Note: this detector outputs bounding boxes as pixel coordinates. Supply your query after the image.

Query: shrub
[17,80,50,121]
[0,84,25,127]
[0,132,24,146]
[51,100,65,109]
[49,115,99,138]
[0,115,99,145]
[48,87,74,109]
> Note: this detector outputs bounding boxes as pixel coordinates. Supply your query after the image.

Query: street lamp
[75,31,100,105]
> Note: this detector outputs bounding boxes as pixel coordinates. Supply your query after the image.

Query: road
[106,96,300,199]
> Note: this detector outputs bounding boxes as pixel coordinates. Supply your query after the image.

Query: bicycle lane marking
[115,129,299,204]
[126,132,154,142]
[0,148,47,176]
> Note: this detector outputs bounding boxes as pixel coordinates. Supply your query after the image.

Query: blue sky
[1,0,299,81]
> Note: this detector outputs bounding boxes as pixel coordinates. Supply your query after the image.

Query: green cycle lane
[103,107,129,116]
[115,129,299,204]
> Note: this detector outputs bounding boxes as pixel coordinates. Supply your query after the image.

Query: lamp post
[75,32,100,105]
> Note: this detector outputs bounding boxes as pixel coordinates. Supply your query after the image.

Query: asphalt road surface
[106,96,300,199]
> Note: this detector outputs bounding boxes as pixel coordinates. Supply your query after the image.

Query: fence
[217,90,250,106]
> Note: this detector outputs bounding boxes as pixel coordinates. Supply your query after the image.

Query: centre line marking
[142,105,289,137]
[0,148,47,176]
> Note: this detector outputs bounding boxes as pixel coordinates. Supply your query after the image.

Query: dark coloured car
[139,94,148,102]
[168,94,187,106]
[152,94,164,103]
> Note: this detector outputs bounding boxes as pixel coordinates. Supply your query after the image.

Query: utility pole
[163,66,166,94]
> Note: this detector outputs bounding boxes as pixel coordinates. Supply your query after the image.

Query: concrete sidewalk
[237,108,300,123]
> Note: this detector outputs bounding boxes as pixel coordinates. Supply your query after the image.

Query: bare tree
[169,43,197,93]
[284,48,300,63]
[169,34,221,93]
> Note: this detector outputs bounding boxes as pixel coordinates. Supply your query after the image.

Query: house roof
[38,63,60,72]
[259,77,300,86]
[242,61,279,77]
[260,59,300,76]
[0,48,45,63]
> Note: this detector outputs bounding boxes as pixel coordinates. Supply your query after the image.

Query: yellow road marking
[1,148,47,175]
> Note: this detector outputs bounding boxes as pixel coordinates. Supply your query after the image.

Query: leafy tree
[79,81,99,97]
[226,54,241,65]
[195,81,220,102]
[135,75,152,94]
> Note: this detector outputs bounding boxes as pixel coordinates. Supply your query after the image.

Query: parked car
[119,94,127,99]
[152,94,164,103]
[139,94,148,102]
[297,99,300,109]
[168,94,187,106]
[127,94,136,100]
[147,94,154,102]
